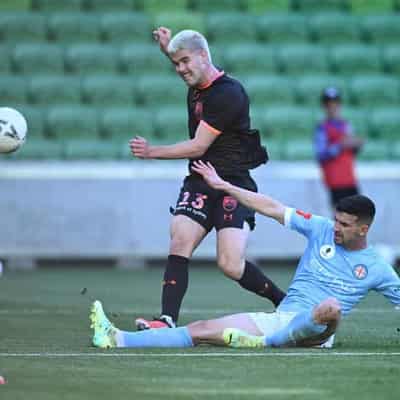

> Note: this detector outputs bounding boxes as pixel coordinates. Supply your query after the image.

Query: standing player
[314,87,364,208]
[90,161,400,349]
[130,28,286,329]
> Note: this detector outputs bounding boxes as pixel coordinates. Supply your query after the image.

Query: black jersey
[187,72,267,177]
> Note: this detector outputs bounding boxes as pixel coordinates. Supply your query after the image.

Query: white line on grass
[1,352,400,357]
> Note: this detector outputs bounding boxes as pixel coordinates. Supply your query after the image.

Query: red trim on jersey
[296,210,312,219]
[197,70,225,90]
[200,120,221,136]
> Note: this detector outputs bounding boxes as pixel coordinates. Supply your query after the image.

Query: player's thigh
[188,312,263,344]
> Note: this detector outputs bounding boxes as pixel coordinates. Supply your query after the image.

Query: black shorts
[172,174,257,232]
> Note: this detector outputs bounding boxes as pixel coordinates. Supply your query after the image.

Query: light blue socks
[118,326,194,348]
[265,310,327,347]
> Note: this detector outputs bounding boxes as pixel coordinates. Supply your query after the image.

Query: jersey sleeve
[201,84,243,134]
[374,265,400,307]
[313,124,342,163]
[284,207,331,239]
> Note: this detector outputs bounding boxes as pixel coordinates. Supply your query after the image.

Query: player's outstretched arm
[153,27,172,58]
[192,161,286,224]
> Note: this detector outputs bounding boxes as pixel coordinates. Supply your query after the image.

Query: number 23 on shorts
[178,192,208,210]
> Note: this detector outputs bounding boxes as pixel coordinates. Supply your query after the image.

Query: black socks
[161,254,189,323]
[238,260,286,307]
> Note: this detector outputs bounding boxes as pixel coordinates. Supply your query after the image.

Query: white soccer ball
[0,107,27,154]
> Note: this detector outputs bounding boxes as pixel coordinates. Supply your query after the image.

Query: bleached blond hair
[167,30,212,62]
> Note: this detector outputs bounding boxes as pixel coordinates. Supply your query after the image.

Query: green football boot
[89,300,117,349]
[223,328,265,348]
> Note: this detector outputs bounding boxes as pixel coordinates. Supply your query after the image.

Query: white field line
[1,352,400,358]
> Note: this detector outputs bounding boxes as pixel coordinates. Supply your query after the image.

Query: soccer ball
[0,107,27,154]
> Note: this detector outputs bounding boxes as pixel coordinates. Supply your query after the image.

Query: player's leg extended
[216,225,286,307]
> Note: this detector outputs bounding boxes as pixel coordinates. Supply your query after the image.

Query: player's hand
[129,136,151,159]
[192,160,227,190]
[152,27,171,54]
[341,135,364,150]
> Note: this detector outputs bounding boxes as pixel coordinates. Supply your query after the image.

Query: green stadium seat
[278,45,329,74]
[224,45,277,74]
[12,44,64,75]
[47,13,100,43]
[341,107,369,137]
[295,75,348,105]
[257,14,308,43]
[120,44,170,75]
[359,139,389,160]
[28,76,81,105]
[0,76,27,104]
[263,138,283,160]
[243,76,295,106]
[188,0,247,12]
[350,0,392,14]
[136,75,186,106]
[264,106,315,138]
[0,46,11,74]
[46,106,99,139]
[154,12,205,36]
[291,0,350,13]
[65,44,119,75]
[308,13,361,44]
[17,105,45,138]
[0,0,30,11]
[383,46,400,75]
[247,0,290,13]
[330,45,382,75]
[283,139,314,160]
[142,0,187,13]
[100,107,153,139]
[82,76,136,106]
[154,107,187,141]
[14,138,64,160]
[31,0,83,11]
[390,141,400,160]
[361,15,400,44]
[100,13,151,43]
[83,0,134,11]
[249,106,268,133]
[206,13,257,44]
[0,12,46,43]
[370,108,400,140]
[64,139,121,159]
[349,76,400,107]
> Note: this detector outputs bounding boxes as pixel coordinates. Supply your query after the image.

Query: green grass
[1,266,400,399]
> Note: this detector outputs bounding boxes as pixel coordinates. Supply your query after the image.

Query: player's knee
[217,253,243,280]
[314,297,342,325]
[170,233,195,255]
[187,320,210,343]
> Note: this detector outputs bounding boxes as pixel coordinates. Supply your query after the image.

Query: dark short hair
[336,195,376,225]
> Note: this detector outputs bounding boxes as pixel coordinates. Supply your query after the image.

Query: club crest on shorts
[320,244,335,259]
[222,196,238,212]
[353,264,368,280]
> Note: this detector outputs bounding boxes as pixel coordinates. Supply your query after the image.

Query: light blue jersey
[278,208,400,316]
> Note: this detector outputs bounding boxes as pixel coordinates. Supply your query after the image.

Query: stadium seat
[14,138,64,160]
[142,0,187,13]
[250,106,268,134]
[65,44,119,75]
[119,44,170,75]
[100,13,151,43]
[0,12,46,43]
[224,45,277,74]
[257,14,308,43]
[295,75,348,105]
[0,0,30,11]
[290,0,350,12]
[46,106,99,139]
[278,45,329,74]
[247,0,290,13]
[154,107,187,141]
[283,139,314,160]
[0,76,27,104]
[308,13,361,44]
[390,140,400,160]
[81,76,136,106]
[243,76,295,106]
[153,12,205,36]
[83,0,134,11]
[349,76,400,107]
[349,0,392,14]
[361,15,400,44]
[329,45,382,75]
[17,105,45,138]
[12,44,64,75]
[28,76,81,105]
[136,75,186,106]
[264,106,315,138]
[47,13,100,43]
[359,140,390,160]
[341,107,369,137]
[0,46,11,74]
[263,138,283,160]
[370,108,400,140]
[31,0,83,11]
[188,0,247,12]
[206,13,257,44]
[64,139,121,160]
[100,107,154,139]
[383,46,400,75]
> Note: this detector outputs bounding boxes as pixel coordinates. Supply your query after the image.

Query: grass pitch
[1,266,400,400]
